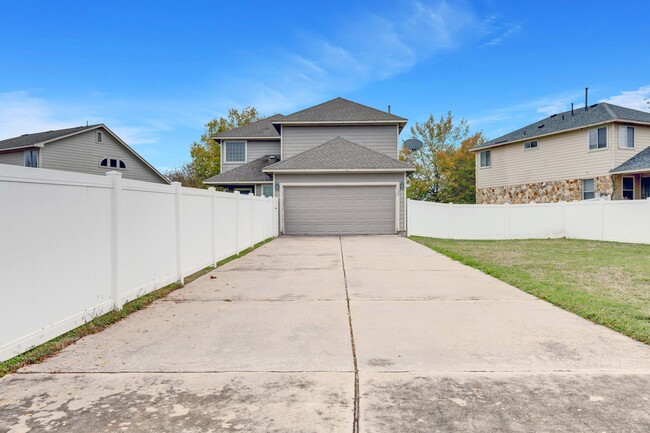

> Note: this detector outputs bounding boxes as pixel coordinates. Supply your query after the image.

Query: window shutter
[589,129,597,149]
[619,126,627,149]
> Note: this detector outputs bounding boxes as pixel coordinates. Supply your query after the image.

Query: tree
[187,107,261,187]
[165,162,203,189]
[435,132,484,203]
[400,111,481,202]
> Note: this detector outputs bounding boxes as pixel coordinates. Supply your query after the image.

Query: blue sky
[1,0,649,172]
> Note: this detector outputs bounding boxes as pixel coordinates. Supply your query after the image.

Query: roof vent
[269,155,277,160]
[538,124,545,129]
[20,134,29,136]
[591,103,598,108]
[495,139,508,144]
[550,114,557,118]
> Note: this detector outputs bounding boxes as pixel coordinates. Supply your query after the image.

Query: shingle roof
[203,155,279,184]
[0,125,100,151]
[474,103,650,151]
[212,114,283,139]
[276,97,407,124]
[610,147,650,174]
[263,137,414,172]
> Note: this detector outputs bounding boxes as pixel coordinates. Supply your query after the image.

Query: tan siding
[282,125,397,159]
[41,128,165,183]
[275,172,405,231]
[613,124,650,167]
[476,124,617,189]
[0,150,28,166]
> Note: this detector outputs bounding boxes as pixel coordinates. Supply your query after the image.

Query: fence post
[504,202,511,240]
[107,171,123,310]
[209,187,217,267]
[234,191,241,255]
[173,182,184,285]
[406,199,411,237]
[250,195,255,249]
[448,203,454,239]
[560,201,567,238]
[599,198,605,241]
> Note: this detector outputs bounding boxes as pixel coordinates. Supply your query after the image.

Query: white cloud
[482,24,521,47]
[231,1,514,115]
[600,85,650,111]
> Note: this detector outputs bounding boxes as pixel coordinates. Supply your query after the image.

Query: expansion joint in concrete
[339,236,360,433]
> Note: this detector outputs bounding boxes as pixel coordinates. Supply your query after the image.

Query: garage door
[283,185,396,235]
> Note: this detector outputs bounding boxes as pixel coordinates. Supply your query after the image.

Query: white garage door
[283,185,396,235]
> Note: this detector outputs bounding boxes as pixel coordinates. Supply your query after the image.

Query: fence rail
[407,198,650,244]
[0,165,278,362]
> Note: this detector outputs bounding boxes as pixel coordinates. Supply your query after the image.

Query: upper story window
[224,141,246,163]
[100,158,127,170]
[523,140,538,150]
[619,126,635,149]
[24,150,38,168]
[96,131,103,143]
[479,150,491,167]
[588,127,607,150]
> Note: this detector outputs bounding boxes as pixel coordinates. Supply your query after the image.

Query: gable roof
[203,154,279,184]
[212,114,284,140]
[263,137,414,172]
[0,125,100,151]
[0,124,170,184]
[275,97,407,126]
[610,146,650,174]
[474,102,650,151]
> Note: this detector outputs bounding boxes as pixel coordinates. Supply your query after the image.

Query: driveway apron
[1,235,649,432]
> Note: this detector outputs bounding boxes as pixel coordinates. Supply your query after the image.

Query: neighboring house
[472,103,650,203]
[0,124,169,184]
[205,97,415,235]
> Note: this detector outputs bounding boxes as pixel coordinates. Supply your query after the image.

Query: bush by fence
[0,165,278,362]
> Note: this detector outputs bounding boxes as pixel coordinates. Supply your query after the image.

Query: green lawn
[411,237,650,345]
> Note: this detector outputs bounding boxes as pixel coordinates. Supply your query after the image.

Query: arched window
[100,158,127,170]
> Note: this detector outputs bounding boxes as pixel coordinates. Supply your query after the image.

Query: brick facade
[476,176,614,204]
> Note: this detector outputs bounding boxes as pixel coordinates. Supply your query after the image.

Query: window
[582,178,595,200]
[96,131,103,143]
[622,177,634,200]
[23,150,38,168]
[479,150,491,167]
[589,127,607,150]
[224,141,246,163]
[619,126,635,149]
[100,158,127,170]
[262,185,273,197]
[234,187,252,195]
[523,141,538,150]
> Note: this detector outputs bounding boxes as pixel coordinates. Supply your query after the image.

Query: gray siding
[0,150,30,166]
[276,172,405,232]
[282,125,399,159]
[41,128,165,183]
[221,139,280,173]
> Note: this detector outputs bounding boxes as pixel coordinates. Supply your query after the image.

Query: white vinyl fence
[408,198,650,244]
[0,165,278,362]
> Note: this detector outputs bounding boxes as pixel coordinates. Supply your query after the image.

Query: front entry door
[642,178,650,199]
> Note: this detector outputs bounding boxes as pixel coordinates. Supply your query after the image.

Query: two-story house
[471,102,650,203]
[204,97,414,235]
[0,124,169,184]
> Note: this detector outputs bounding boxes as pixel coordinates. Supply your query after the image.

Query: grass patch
[411,237,650,345]
[0,237,275,378]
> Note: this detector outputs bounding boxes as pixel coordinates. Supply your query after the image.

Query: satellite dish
[404,138,423,152]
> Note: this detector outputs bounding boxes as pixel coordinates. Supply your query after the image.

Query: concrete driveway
[1,236,649,432]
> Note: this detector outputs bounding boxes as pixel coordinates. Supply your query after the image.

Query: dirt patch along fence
[407,198,649,244]
[0,164,278,362]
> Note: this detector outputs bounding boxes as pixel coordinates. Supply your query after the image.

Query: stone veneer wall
[477,176,614,204]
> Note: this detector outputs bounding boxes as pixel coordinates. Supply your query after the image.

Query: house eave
[0,143,45,153]
[471,119,650,152]
[211,136,280,141]
[609,168,650,175]
[203,180,273,185]
[263,168,415,174]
